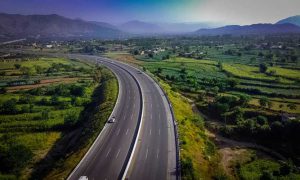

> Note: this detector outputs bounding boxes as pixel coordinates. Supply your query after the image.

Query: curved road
[67,54,177,180]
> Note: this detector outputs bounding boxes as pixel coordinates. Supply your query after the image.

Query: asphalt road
[67,54,177,180]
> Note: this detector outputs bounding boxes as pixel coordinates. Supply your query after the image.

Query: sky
[0,0,299,25]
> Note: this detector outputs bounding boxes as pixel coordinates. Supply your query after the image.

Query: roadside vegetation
[0,54,118,179]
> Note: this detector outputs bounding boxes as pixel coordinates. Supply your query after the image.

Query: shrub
[0,143,33,174]
[64,111,79,126]
[0,99,18,114]
[70,85,85,97]
[259,63,268,73]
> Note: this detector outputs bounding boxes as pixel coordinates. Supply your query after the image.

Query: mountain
[276,15,300,27]
[0,13,125,39]
[158,22,220,33]
[119,20,219,34]
[195,23,300,36]
[118,20,164,34]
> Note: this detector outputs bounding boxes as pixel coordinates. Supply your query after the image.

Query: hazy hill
[0,13,124,39]
[195,23,300,36]
[276,15,300,27]
[119,20,164,34]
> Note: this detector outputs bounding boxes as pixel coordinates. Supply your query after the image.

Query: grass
[222,63,295,84]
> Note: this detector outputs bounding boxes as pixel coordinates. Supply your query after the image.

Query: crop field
[0,55,102,179]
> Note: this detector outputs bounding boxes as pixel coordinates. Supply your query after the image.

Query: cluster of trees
[29,84,86,97]
[0,84,87,115]
[207,95,300,162]
[12,62,88,78]
[0,141,33,175]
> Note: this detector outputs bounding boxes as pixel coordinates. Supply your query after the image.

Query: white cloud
[181,0,300,24]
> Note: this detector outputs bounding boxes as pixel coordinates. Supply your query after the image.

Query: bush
[41,110,49,120]
[70,85,85,97]
[64,111,79,126]
[0,143,33,174]
[181,157,196,180]
[0,99,18,114]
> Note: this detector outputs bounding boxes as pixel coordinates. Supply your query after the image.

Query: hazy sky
[0,0,299,24]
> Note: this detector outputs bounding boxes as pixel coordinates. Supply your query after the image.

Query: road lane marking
[149,129,152,135]
[145,148,149,160]
[126,128,129,135]
[116,128,120,136]
[116,149,121,159]
[151,104,152,108]
[150,114,152,120]
[131,113,133,120]
[106,148,111,158]
[156,149,159,159]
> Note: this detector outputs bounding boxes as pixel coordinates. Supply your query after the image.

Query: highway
[66,54,178,180]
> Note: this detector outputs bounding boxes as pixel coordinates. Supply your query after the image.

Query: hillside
[195,23,300,36]
[277,15,300,27]
[118,20,164,34]
[0,13,124,39]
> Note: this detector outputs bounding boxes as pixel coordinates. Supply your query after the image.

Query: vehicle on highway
[78,176,88,180]
[108,117,116,123]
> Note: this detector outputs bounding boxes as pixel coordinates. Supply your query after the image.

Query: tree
[34,65,44,74]
[239,94,252,107]
[259,97,269,108]
[259,63,268,73]
[0,87,7,94]
[70,85,85,97]
[64,111,79,126]
[14,64,21,69]
[50,95,59,105]
[157,68,162,74]
[228,78,239,88]
[1,99,18,114]
[41,110,49,120]
[287,103,297,111]
[0,143,33,174]
[257,116,268,126]
[180,67,187,74]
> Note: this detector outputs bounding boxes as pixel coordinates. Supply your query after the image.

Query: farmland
[0,54,118,179]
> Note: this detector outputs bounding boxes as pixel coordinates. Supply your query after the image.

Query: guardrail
[146,72,181,180]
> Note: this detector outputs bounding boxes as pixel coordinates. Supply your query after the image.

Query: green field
[0,55,117,179]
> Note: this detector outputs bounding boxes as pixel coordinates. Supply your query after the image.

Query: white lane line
[150,114,152,120]
[149,129,152,135]
[126,128,129,135]
[116,149,121,159]
[158,129,160,136]
[156,149,159,159]
[133,103,136,109]
[131,113,133,120]
[151,104,152,108]
[106,148,111,158]
[145,148,149,160]
[117,128,120,136]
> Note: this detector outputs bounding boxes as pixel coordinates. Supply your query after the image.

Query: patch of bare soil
[7,77,80,92]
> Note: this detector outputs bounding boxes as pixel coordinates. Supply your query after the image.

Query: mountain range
[195,23,300,36]
[0,13,299,40]
[276,15,300,27]
[0,13,124,39]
